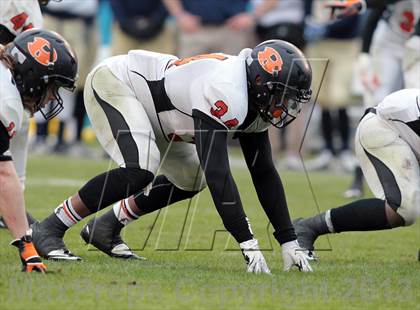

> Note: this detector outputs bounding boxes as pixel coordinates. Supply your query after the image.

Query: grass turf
[0,154,418,309]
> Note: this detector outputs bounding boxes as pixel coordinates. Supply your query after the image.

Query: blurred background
[30,0,377,197]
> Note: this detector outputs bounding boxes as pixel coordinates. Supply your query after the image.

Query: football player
[0,0,45,45]
[325,0,419,87]
[345,0,415,198]
[0,0,49,228]
[32,40,313,273]
[294,88,420,256]
[0,28,78,272]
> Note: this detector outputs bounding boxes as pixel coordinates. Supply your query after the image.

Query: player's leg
[0,113,36,229]
[345,35,404,198]
[0,116,46,272]
[80,175,201,258]
[31,66,158,260]
[295,112,420,251]
[81,143,206,258]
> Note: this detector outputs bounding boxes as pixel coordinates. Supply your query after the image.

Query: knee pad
[78,167,155,213]
[118,167,154,191]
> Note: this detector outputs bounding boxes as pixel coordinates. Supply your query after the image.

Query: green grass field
[0,153,419,309]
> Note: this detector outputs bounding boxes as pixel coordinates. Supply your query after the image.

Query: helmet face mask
[6,29,78,119]
[267,82,312,128]
[246,40,312,128]
[35,84,64,120]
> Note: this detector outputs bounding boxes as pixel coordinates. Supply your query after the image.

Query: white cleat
[46,249,82,261]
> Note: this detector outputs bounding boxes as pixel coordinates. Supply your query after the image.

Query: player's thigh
[356,114,420,224]
[84,66,160,173]
[159,142,206,192]
[355,115,386,200]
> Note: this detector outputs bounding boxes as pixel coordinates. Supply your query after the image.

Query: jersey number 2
[10,12,32,31]
[210,101,239,128]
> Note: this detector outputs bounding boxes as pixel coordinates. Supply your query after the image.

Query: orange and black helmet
[6,28,77,119]
[246,40,312,128]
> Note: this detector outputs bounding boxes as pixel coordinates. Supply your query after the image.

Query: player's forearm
[0,161,28,239]
[361,7,384,53]
[239,131,296,244]
[193,111,253,243]
[251,168,297,244]
[204,168,253,243]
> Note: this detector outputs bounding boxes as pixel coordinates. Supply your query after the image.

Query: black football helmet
[246,39,312,128]
[5,28,77,119]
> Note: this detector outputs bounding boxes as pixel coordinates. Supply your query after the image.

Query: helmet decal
[257,47,283,75]
[27,37,58,66]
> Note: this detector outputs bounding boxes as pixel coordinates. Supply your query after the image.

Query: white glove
[282,240,313,272]
[239,239,271,274]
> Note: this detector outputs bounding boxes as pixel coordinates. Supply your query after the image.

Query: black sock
[41,212,69,235]
[95,207,124,231]
[57,121,65,145]
[321,109,335,154]
[36,122,48,141]
[330,198,391,232]
[98,175,198,227]
[26,212,37,225]
[301,212,331,236]
[338,108,350,151]
[74,90,86,142]
[354,166,363,183]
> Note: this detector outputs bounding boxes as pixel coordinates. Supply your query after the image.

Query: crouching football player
[294,89,420,256]
[0,29,78,272]
[32,40,313,273]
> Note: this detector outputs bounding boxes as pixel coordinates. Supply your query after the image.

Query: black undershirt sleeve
[0,122,12,161]
[361,7,385,53]
[0,24,15,45]
[238,130,297,245]
[193,109,253,243]
[414,20,420,36]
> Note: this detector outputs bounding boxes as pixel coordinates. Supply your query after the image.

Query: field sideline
[0,154,418,309]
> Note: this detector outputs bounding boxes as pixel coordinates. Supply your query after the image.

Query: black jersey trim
[0,122,11,161]
[92,86,140,169]
[129,70,195,142]
[364,149,402,211]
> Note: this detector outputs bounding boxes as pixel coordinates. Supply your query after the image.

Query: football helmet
[5,28,77,119]
[246,40,312,128]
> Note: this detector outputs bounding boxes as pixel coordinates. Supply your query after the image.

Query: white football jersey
[0,62,23,138]
[102,49,270,144]
[376,88,420,161]
[0,0,43,36]
[386,0,415,39]
[372,1,414,58]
